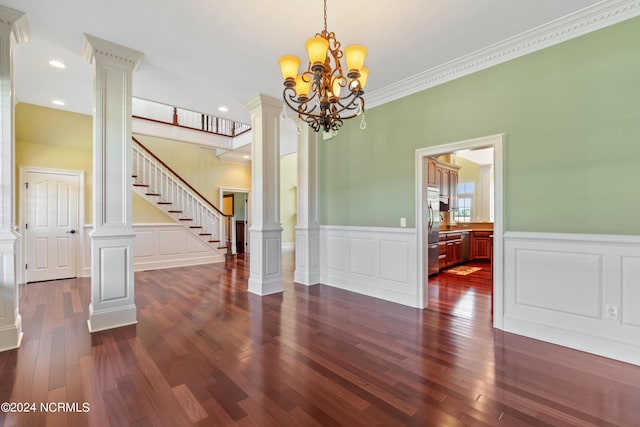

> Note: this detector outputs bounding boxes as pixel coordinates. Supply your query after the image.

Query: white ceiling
[4,0,606,125]
[456,147,494,166]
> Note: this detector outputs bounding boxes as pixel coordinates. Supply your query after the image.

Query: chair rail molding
[503,231,640,366]
[319,225,418,307]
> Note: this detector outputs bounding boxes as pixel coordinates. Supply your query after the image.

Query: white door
[25,171,79,282]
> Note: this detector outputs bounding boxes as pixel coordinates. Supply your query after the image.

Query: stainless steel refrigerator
[426,187,440,276]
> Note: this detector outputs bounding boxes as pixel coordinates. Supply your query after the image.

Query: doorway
[416,134,503,329]
[20,167,84,283]
[219,188,250,254]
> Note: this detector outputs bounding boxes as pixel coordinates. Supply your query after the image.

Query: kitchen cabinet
[449,170,458,210]
[446,232,462,267]
[440,169,450,197]
[438,232,463,270]
[470,231,492,260]
[427,157,437,187]
[434,160,459,209]
[438,234,447,270]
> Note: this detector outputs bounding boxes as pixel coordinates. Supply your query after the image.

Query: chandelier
[278,0,369,133]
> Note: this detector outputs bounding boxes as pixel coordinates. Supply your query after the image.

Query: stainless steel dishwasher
[461,231,470,262]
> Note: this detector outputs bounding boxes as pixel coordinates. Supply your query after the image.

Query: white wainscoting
[503,231,640,366]
[320,226,418,307]
[82,224,223,276]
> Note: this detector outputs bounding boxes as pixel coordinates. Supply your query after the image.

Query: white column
[0,5,27,352]
[294,122,320,285]
[245,94,283,295]
[82,35,143,332]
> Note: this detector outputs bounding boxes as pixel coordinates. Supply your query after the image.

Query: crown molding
[82,34,144,71]
[0,5,28,44]
[365,0,640,109]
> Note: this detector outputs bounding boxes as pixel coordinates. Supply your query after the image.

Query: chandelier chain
[323,0,328,34]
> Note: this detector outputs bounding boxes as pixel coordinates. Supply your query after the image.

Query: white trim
[81,223,224,276]
[415,134,504,328]
[18,166,85,284]
[132,119,233,150]
[366,0,640,109]
[282,242,295,252]
[503,231,640,366]
[219,187,251,254]
[319,225,419,307]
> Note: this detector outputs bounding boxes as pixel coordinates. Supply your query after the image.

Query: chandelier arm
[331,94,365,117]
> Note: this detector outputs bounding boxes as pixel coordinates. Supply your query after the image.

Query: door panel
[26,171,79,282]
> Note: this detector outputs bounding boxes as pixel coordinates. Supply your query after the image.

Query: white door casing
[219,187,251,254]
[415,133,504,329]
[22,168,82,283]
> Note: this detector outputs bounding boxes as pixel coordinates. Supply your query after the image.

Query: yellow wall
[456,157,481,188]
[134,135,252,205]
[280,153,297,244]
[15,103,250,225]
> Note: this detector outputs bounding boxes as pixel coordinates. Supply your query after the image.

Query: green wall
[320,17,640,235]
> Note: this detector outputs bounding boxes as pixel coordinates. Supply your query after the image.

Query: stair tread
[146,193,161,196]
[133,184,149,187]
[189,226,202,229]
[179,218,193,221]
[199,233,212,236]
[157,201,172,205]
[208,240,220,243]
[168,210,182,213]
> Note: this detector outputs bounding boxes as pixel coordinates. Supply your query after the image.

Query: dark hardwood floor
[1,254,639,426]
[428,261,493,321]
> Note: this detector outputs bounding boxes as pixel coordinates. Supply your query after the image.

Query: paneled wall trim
[504,231,640,366]
[320,226,418,307]
[82,224,223,275]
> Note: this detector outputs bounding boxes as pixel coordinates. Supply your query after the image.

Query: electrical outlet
[400,217,406,227]
[606,305,619,320]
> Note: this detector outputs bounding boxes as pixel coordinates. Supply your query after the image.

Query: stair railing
[132,137,233,253]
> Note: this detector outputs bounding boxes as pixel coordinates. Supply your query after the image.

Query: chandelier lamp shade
[279,0,369,133]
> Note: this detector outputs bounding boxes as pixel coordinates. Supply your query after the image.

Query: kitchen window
[456,181,474,223]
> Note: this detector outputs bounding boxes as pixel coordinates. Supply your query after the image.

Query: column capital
[82,34,144,71]
[245,93,282,112]
[0,5,28,43]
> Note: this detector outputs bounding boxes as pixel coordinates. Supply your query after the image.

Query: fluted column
[245,94,283,295]
[294,121,320,285]
[0,5,27,352]
[82,34,143,332]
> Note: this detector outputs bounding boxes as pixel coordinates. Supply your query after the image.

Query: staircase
[131,137,234,259]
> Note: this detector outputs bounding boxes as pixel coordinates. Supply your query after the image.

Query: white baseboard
[81,223,223,276]
[503,231,640,366]
[319,225,419,307]
[282,242,295,252]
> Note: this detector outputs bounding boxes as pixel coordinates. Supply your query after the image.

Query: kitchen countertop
[439,228,493,234]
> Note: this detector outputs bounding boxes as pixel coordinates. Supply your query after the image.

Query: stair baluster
[131,137,234,258]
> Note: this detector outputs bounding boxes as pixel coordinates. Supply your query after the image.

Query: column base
[294,227,320,286]
[248,276,283,296]
[248,227,283,296]
[87,303,137,333]
[0,315,22,352]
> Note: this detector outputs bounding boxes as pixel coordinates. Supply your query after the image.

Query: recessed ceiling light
[218,106,228,112]
[243,155,250,159]
[52,100,65,106]
[48,60,66,69]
